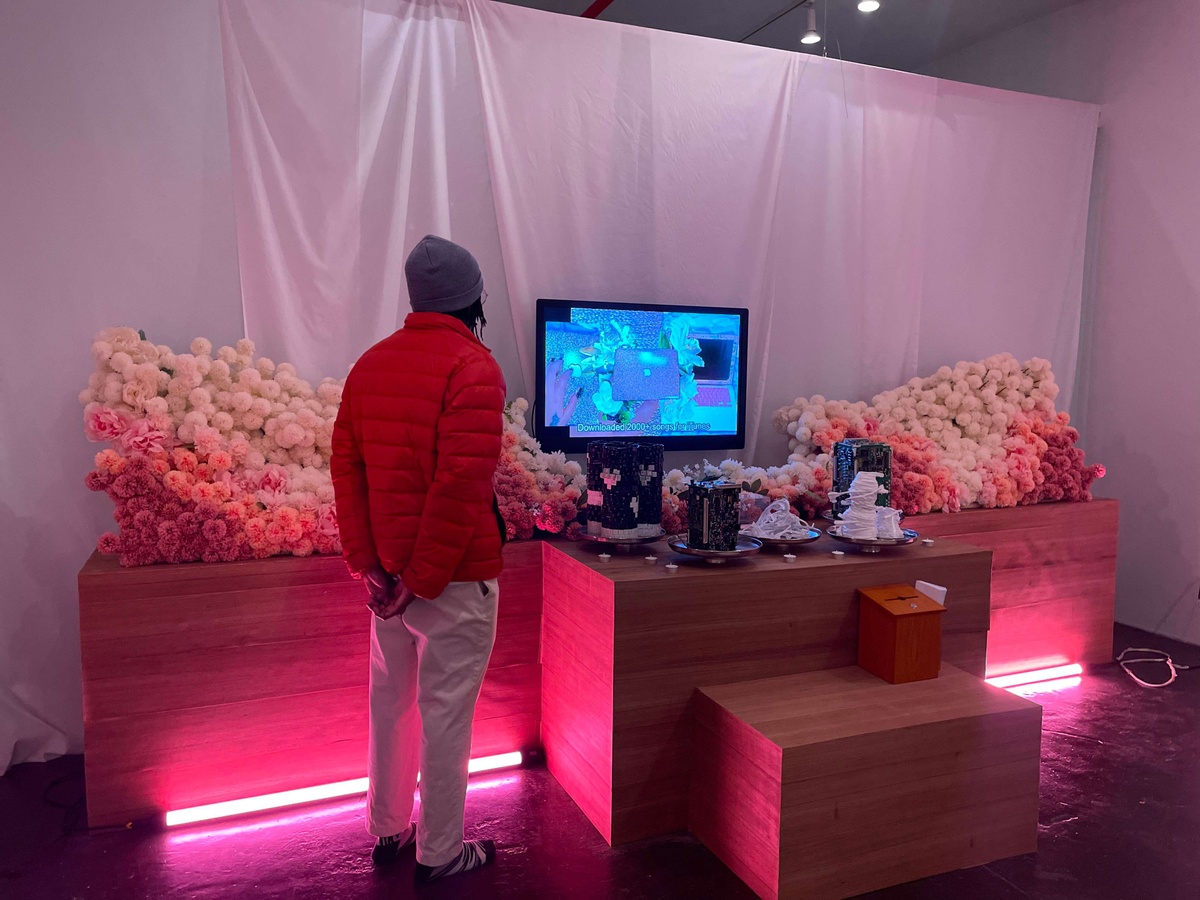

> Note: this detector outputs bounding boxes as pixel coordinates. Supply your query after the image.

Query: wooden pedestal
[540,536,993,845]
[77,541,543,827]
[75,501,1116,831]
[914,499,1118,675]
[691,665,1042,900]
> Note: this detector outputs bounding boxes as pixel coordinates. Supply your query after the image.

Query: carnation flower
[85,405,133,443]
[121,419,171,455]
[94,448,127,475]
[83,331,1102,568]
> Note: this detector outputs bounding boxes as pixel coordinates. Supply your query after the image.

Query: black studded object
[586,441,608,537]
[634,443,664,538]
[685,478,742,551]
[832,439,893,518]
[599,443,640,540]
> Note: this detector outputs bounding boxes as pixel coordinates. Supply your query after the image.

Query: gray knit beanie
[404,235,484,313]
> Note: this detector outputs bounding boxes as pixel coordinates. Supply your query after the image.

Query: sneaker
[414,839,496,884]
[371,824,416,866]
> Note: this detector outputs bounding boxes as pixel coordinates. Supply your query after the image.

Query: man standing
[332,235,506,884]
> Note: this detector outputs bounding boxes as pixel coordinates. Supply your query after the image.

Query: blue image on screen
[543,307,742,440]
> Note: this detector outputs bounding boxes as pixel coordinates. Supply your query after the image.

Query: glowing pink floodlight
[1010,676,1083,696]
[986,663,1083,689]
[165,751,524,827]
[468,751,523,774]
[165,777,369,827]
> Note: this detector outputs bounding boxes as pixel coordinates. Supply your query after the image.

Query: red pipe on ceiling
[581,0,616,18]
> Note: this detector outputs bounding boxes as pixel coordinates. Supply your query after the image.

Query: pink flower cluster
[86,445,341,566]
[789,402,1102,516]
[494,427,582,541]
[666,459,834,523]
[770,353,1104,514]
[83,333,1104,567]
[1019,413,1105,504]
[660,490,688,536]
[82,329,346,566]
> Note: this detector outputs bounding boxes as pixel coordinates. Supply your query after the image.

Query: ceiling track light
[801,2,821,45]
[858,0,882,12]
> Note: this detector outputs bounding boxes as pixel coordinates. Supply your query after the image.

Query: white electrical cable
[1116,647,1193,688]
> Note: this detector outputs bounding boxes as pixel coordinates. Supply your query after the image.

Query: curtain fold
[221,0,1098,460]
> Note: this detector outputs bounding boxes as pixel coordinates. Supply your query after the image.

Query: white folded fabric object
[834,471,891,539]
[742,498,813,539]
[915,580,948,606]
[875,507,904,539]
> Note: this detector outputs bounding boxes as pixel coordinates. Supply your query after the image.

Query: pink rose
[121,419,171,455]
[316,504,339,538]
[121,379,156,412]
[85,405,133,443]
[257,464,290,495]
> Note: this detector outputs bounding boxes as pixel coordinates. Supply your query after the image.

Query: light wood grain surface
[78,540,543,827]
[541,535,994,844]
[692,665,1041,900]
[913,499,1118,674]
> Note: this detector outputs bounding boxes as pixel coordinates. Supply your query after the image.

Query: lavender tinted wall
[0,0,243,768]
[931,0,1200,645]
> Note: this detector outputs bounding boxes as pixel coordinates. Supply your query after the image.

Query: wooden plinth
[76,501,1117,831]
[914,499,1118,675]
[691,665,1042,900]
[540,536,994,845]
[77,541,543,827]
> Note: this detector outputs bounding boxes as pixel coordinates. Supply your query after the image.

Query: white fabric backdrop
[1,0,244,771]
[223,0,1098,461]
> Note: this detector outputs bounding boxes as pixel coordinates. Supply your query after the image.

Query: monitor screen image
[535,299,749,453]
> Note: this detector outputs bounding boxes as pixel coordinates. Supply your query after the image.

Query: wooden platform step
[689,665,1042,900]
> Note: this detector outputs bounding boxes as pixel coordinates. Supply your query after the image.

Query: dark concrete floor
[3,624,1197,900]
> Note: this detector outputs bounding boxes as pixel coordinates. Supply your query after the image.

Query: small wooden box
[857,583,946,683]
[690,666,1042,900]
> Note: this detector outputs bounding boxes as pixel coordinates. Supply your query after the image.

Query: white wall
[932,0,1200,645]
[0,0,242,768]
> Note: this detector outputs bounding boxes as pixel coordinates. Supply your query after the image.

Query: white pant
[367,579,499,866]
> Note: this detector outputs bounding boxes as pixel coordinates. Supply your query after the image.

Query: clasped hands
[363,564,416,620]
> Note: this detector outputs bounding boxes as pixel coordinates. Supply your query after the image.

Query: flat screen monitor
[535,298,749,453]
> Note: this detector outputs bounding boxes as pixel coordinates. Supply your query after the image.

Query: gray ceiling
[501,0,1089,72]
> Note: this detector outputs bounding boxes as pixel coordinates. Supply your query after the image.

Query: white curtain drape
[220,0,1098,461]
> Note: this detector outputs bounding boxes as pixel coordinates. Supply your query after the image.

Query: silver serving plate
[825,525,919,553]
[579,529,665,547]
[667,534,763,564]
[740,527,822,550]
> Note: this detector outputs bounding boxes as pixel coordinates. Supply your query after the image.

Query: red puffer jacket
[331,313,506,600]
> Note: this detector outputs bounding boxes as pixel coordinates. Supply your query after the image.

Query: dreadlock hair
[448,296,487,341]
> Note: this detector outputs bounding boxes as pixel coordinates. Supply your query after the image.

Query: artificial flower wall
[771,354,1104,514]
[82,330,1101,566]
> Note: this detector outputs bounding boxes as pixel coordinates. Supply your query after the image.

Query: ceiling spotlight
[801,2,821,45]
[858,0,881,11]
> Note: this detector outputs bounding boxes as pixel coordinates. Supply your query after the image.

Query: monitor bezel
[533,298,749,454]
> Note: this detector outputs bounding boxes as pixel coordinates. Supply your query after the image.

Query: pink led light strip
[986,663,1083,689]
[164,751,524,827]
